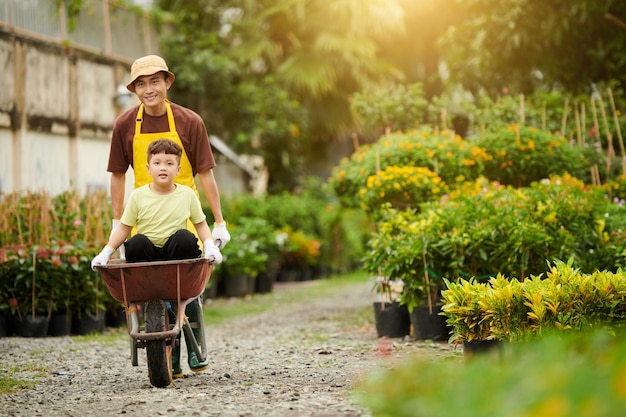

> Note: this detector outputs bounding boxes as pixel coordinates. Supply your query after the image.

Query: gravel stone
[0,280,457,417]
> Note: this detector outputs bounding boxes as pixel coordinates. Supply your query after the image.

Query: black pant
[125,230,204,333]
[124,229,201,262]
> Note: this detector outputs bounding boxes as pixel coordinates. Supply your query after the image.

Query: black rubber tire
[145,300,172,388]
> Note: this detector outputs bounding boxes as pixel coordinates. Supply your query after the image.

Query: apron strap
[134,100,177,135]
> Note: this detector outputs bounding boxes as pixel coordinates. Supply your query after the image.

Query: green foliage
[329,128,488,209]
[355,329,626,417]
[0,190,114,318]
[350,83,430,136]
[364,174,626,311]
[216,177,372,274]
[1,243,101,317]
[441,0,626,95]
[218,216,274,278]
[475,125,604,187]
[441,261,626,343]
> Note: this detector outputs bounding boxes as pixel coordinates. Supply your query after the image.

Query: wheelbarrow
[94,257,214,388]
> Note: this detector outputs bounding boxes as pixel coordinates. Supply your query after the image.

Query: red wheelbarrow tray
[94,258,214,304]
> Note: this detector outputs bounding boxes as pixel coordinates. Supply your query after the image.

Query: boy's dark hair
[147,139,182,163]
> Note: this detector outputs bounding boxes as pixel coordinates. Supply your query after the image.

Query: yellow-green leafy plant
[441,261,626,343]
[440,278,492,343]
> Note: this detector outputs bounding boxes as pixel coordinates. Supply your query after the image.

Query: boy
[91,138,221,378]
[92,138,222,266]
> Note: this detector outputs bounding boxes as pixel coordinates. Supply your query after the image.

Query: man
[107,54,231,378]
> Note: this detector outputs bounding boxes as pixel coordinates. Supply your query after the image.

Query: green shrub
[329,128,488,209]
[350,82,429,135]
[474,125,604,187]
[218,178,371,273]
[364,174,626,312]
[355,329,626,417]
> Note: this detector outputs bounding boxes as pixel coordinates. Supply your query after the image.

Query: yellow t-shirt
[120,184,206,247]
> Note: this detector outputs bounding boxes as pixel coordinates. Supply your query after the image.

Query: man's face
[132,72,172,114]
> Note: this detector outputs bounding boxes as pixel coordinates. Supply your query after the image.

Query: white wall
[0,33,249,200]
[0,129,13,193]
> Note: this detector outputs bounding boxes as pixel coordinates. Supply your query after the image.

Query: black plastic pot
[48,311,72,336]
[255,271,275,294]
[18,315,50,337]
[72,311,106,335]
[410,304,450,341]
[373,301,411,338]
[0,313,7,337]
[463,339,504,358]
[224,274,253,298]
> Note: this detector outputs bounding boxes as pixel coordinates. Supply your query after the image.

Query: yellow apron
[132,100,201,246]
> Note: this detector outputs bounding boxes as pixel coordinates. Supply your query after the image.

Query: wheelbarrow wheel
[145,300,172,388]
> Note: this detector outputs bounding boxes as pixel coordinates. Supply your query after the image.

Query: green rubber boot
[185,303,208,373]
[171,334,183,379]
[184,329,208,372]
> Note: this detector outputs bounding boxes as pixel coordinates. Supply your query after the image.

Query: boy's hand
[203,240,223,264]
[211,222,230,249]
[91,246,115,271]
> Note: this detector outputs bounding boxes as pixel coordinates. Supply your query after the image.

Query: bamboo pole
[607,87,626,176]
[351,132,360,152]
[597,93,616,177]
[423,252,432,314]
[519,94,525,126]
[581,102,586,145]
[32,251,36,321]
[440,108,448,130]
[575,104,582,145]
[560,97,569,137]
[542,101,547,131]
[591,96,609,181]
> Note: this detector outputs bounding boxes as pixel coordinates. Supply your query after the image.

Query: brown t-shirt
[107,102,216,175]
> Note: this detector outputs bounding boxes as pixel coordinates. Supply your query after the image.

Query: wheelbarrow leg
[176,298,209,373]
[182,298,207,363]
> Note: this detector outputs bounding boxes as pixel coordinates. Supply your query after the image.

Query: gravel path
[0,279,457,417]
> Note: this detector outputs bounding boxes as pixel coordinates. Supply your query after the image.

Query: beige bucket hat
[126,55,175,92]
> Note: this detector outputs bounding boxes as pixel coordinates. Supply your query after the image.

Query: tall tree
[441,0,626,95]
[230,0,406,134]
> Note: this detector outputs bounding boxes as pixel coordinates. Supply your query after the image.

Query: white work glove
[203,240,223,264]
[91,246,115,271]
[111,219,125,259]
[211,222,231,249]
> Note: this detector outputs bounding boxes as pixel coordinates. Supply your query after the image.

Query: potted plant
[364,205,448,340]
[70,254,106,335]
[0,247,11,337]
[219,217,271,297]
[6,245,56,337]
[440,277,499,356]
[371,274,410,338]
[275,227,320,282]
[45,243,76,336]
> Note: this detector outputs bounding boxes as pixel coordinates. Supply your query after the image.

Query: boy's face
[147,152,181,186]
